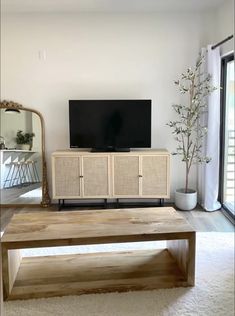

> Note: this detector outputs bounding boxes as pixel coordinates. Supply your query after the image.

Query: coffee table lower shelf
[8,248,189,300]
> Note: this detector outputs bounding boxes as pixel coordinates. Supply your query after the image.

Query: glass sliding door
[220,54,234,218]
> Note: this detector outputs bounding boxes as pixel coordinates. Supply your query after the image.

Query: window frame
[219,53,234,220]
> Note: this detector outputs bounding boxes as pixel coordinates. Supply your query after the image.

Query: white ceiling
[1,0,228,13]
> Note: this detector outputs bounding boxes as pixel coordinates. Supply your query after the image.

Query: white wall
[215,0,234,55]
[0,10,231,200]
[202,0,234,55]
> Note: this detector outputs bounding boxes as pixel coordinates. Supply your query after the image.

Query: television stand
[52,149,170,202]
[91,147,130,152]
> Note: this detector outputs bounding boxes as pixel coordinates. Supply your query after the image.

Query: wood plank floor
[0,204,234,233]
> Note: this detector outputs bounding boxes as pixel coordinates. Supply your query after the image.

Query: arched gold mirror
[0,100,50,207]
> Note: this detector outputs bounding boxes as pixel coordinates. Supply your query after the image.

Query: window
[220,53,235,218]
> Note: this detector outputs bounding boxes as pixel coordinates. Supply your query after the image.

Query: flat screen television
[69,99,151,151]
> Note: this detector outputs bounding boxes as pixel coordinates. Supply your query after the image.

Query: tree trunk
[185,163,189,193]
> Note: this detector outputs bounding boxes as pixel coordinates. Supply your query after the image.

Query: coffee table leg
[2,246,22,300]
[167,232,196,286]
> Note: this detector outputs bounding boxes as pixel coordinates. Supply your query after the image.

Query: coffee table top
[2,207,195,247]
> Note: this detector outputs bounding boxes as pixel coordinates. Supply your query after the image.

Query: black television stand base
[91,148,130,152]
[58,198,165,211]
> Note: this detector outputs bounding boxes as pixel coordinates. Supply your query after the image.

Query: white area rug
[4,232,235,316]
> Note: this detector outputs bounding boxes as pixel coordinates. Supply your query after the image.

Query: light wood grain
[2,245,10,299]
[1,204,234,233]
[167,232,196,286]
[1,247,22,299]
[2,208,194,246]
[0,243,4,311]
[9,249,188,300]
[8,250,22,293]
[2,207,196,300]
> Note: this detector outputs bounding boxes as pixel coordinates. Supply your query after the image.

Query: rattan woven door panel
[141,155,168,197]
[113,156,140,196]
[54,157,81,197]
[82,156,110,197]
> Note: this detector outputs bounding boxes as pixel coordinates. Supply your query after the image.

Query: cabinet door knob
[138,175,143,178]
[79,175,83,178]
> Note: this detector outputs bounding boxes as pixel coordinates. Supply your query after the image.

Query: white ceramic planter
[175,188,197,211]
[17,144,31,150]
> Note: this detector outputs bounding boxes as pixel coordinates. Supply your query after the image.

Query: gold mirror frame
[0,100,51,207]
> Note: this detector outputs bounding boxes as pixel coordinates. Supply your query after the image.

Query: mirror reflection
[0,108,42,204]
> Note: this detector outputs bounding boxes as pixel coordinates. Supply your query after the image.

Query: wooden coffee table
[2,207,196,300]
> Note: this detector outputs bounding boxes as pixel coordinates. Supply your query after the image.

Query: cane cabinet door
[141,155,169,197]
[53,156,81,198]
[113,155,140,197]
[82,156,110,197]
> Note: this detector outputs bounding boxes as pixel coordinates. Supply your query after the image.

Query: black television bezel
[69,99,152,152]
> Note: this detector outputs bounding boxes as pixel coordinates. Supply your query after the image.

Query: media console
[51,149,170,206]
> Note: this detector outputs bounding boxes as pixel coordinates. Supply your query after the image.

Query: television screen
[69,100,151,150]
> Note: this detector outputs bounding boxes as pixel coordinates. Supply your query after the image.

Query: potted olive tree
[16,130,35,150]
[167,54,216,210]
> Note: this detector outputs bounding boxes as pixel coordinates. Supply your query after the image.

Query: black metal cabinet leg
[159,198,165,207]
[58,199,65,211]
[104,199,108,209]
[116,198,120,208]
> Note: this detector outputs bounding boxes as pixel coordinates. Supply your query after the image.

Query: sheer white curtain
[198,45,221,211]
